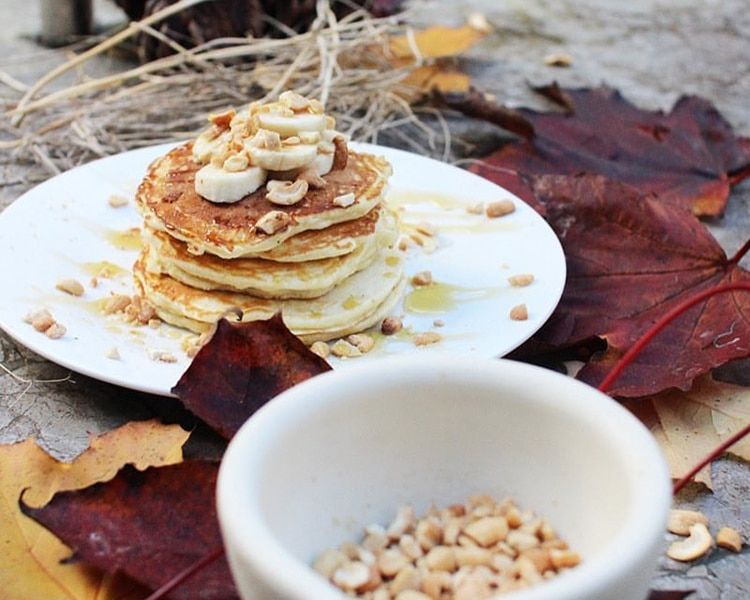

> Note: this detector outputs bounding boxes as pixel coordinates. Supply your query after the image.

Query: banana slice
[195,164,266,203]
[313,152,334,176]
[257,113,326,137]
[248,144,317,171]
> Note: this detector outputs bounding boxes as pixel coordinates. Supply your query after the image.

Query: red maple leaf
[518,174,750,397]
[443,85,750,216]
[22,461,236,600]
[172,314,331,439]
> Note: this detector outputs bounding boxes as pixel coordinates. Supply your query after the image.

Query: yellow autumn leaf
[400,64,472,95]
[625,376,750,489]
[0,419,190,600]
[390,24,485,61]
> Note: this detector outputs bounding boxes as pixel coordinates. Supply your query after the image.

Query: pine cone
[113,0,403,62]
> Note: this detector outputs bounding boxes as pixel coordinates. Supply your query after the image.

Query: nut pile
[666,509,743,561]
[313,495,580,599]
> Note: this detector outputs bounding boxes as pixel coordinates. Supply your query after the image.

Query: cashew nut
[716,527,743,552]
[297,166,327,189]
[255,210,291,234]
[266,179,309,206]
[667,509,708,536]
[279,90,311,111]
[666,522,712,561]
[245,128,281,151]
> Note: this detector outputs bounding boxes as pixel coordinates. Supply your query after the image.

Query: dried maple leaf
[23,460,236,600]
[443,85,750,216]
[173,314,331,439]
[0,420,189,600]
[520,174,750,397]
[624,376,750,488]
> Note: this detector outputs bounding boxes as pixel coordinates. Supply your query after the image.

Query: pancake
[136,142,391,259]
[253,205,382,263]
[133,248,406,343]
[145,208,399,299]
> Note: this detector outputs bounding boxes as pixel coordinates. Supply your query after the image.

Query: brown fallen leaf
[0,419,189,600]
[400,64,472,96]
[443,85,750,216]
[625,376,750,489]
[24,461,236,600]
[515,174,750,397]
[173,314,331,439]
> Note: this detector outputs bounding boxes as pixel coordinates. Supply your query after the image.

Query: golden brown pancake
[144,208,398,299]
[133,248,406,343]
[253,205,382,262]
[136,142,391,259]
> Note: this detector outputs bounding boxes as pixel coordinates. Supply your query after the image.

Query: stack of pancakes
[133,142,405,343]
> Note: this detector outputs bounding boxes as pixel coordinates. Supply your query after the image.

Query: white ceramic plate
[0,142,565,396]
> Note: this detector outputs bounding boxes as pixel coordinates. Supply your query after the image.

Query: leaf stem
[672,422,750,496]
[727,237,750,265]
[596,281,750,495]
[143,545,225,600]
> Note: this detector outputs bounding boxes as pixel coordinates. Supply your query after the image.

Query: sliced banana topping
[191,92,346,204]
[257,112,327,137]
[248,144,318,171]
[195,164,266,203]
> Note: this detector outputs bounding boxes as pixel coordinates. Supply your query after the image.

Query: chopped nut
[416,519,443,551]
[107,194,129,208]
[388,506,416,539]
[45,323,66,339]
[332,561,370,591]
[223,152,249,172]
[716,527,742,552]
[390,565,421,595]
[381,316,403,335]
[299,131,321,144]
[379,548,410,577]
[667,509,709,536]
[26,309,55,332]
[106,347,121,360]
[104,294,132,315]
[279,90,311,111]
[331,339,362,358]
[414,332,442,346]
[423,546,456,572]
[399,535,424,560]
[432,319,444,328]
[347,334,375,354]
[246,128,281,151]
[415,221,437,237]
[486,199,516,218]
[667,523,712,562]
[256,210,292,234]
[89,276,99,288]
[463,517,509,547]
[397,235,413,252]
[507,530,540,552]
[454,546,492,567]
[466,202,484,215]
[509,304,528,321]
[208,108,236,129]
[411,271,433,286]
[297,166,327,189]
[333,192,356,208]
[314,549,349,579]
[331,136,349,171]
[310,340,330,359]
[508,274,535,287]
[149,350,177,363]
[266,179,308,206]
[544,52,573,67]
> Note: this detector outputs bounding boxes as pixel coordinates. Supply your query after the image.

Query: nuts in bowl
[216,356,671,600]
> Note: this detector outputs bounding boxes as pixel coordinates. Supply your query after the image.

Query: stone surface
[1,0,749,597]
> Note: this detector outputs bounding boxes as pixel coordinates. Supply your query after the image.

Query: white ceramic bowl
[217,356,671,600]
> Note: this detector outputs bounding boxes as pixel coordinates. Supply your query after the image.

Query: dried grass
[0,0,452,186]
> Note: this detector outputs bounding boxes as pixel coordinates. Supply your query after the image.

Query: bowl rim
[217,356,671,600]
